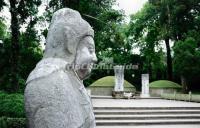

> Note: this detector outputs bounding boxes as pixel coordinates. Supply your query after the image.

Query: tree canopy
[128,0,200,91]
[0,0,200,93]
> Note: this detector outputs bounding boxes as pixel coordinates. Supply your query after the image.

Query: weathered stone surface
[141,74,150,98]
[25,8,96,128]
[114,66,124,92]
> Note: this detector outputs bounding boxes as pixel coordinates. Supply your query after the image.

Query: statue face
[75,36,97,80]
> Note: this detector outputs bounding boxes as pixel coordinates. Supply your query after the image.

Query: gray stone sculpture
[25,8,97,128]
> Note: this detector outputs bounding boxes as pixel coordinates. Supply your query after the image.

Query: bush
[0,116,26,128]
[0,91,25,118]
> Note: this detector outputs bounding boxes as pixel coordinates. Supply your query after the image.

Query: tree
[0,19,7,83]
[128,3,167,80]
[0,18,6,40]
[136,0,173,80]
[0,0,42,92]
[148,0,174,80]
[173,37,200,92]
[9,0,21,92]
[129,0,200,82]
[43,0,124,53]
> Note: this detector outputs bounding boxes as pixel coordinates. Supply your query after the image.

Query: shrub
[0,91,25,118]
[0,116,26,128]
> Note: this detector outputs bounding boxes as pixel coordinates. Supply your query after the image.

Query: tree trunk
[181,75,188,93]
[164,38,173,80]
[148,62,152,81]
[9,0,20,92]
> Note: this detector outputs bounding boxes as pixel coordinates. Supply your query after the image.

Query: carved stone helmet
[44,8,94,64]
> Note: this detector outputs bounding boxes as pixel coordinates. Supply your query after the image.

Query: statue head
[44,8,97,80]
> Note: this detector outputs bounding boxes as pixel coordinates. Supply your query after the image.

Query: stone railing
[161,92,200,102]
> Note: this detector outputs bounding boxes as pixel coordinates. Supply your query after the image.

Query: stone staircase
[94,106,200,127]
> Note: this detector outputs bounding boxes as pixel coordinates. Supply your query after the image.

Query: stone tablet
[25,8,97,128]
[114,65,124,92]
[140,74,150,98]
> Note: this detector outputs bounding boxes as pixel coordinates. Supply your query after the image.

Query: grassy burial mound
[149,80,182,96]
[89,76,136,95]
[150,80,182,89]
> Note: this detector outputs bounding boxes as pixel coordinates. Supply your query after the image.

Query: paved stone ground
[92,99,200,107]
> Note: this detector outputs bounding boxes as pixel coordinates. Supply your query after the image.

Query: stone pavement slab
[92,99,200,107]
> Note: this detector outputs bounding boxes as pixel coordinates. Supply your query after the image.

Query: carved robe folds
[25,58,96,128]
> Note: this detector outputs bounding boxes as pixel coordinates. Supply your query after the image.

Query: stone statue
[25,8,97,128]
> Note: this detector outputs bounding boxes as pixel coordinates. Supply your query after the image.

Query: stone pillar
[114,65,124,92]
[140,74,150,98]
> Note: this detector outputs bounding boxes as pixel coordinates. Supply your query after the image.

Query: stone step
[96,119,200,126]
[95,114,200,120]
[94,110,200,115]
[91,95,161,99]
[96,125,200,128]
[93,107,200,110]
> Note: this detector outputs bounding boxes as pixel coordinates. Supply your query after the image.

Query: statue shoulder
[26,58,68,84]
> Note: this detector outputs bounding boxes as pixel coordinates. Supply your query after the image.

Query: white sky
[114,0,148,22]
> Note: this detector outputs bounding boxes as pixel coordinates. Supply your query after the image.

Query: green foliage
[14,0,42,24]
[19,27,43,79]
[150,80,182,89]
[0,0,43,93]
[173,37,200,78]
[0,15,43,92]
[128,2,167,80]
[129,3,158,42]
[0,0,199,92]
[0,92,26,127]
[0,91,25,118]
[149,0,200,40]
[0,34,42,92]
[0,117,26,128]
[43,0,125,59]
[128,0,200,83]
[173,37,200,91]
[0,18,6,40]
